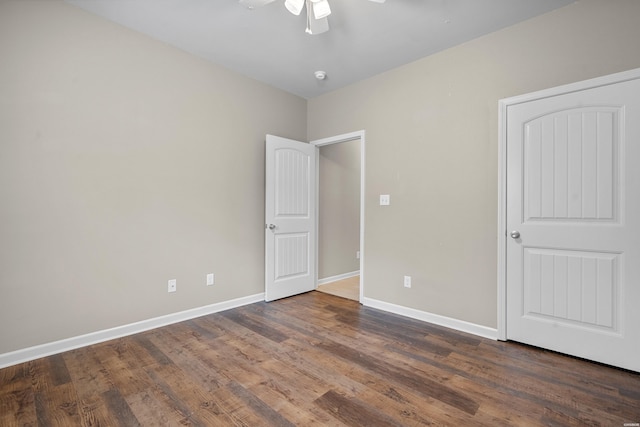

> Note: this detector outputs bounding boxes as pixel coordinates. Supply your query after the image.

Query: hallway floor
[317,275,359,301]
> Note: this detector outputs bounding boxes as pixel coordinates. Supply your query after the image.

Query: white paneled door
[505,74,640,372]
[265,135,316,301]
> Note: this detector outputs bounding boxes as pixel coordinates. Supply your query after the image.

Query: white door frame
[497,67,640,341]
[311,130,366,302]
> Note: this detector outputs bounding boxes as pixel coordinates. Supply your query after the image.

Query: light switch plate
[403,275,412,288]
[380,194,390,206]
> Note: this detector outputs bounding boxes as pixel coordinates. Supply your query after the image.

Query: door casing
[311,130,366,302]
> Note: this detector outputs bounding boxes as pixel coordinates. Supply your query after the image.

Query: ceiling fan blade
[239,0,276,9]
[312,0,331,19]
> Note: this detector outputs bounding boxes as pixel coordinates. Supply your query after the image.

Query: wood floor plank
[125,389,189,427]
[35,382,82,426]
[249,370,330,425]
[93,351,155,399]
[102,388,142,427]
[315,389,404,427]
[74,393,126,427]
[48,354,72,387]
[131,335,173,366]
[144,364,208,425]
[29,358,55,394]
[227,381,296,427]
[220,309,289,343]
[2,291,639,426]
[33,389,48,424]
[62,346,113,400]
[146,328,226,392]
[182,318,222,341]
[0,387,36,427]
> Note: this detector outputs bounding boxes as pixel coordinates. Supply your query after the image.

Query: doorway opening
[311,131,365,302]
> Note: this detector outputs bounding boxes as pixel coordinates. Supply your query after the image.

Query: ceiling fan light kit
[284,0,304,15]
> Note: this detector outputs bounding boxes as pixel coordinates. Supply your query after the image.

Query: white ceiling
[65,0,574,99]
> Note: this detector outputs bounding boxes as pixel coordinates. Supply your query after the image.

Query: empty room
[1,0,639,425]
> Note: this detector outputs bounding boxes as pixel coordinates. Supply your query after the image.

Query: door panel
[275,232,309,280]
[523,108,620,222]
[506,77,640,372]
[522,248,619,329]
[265,135,316,302]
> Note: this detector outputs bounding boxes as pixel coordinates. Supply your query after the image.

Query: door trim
[497,67,640,341]
[311,130,365,302]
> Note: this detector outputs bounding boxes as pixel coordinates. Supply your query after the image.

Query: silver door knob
[268,224,276,230]
[510,230,520,239]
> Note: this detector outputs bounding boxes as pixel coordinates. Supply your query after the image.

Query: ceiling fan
[239,0,386,35]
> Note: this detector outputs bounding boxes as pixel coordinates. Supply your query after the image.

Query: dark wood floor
[1,291,639,426]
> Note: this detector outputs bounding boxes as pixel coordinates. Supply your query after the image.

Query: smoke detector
[314,70,327,80]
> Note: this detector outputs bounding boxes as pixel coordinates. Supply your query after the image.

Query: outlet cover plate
[168,279,177,293]
[206,273,215,286]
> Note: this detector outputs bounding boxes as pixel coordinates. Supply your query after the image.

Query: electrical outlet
[168,279,177,293]
[356,251,360,259]
[379,194,390,206]
[206,273,215,286]
[403,275,412,288]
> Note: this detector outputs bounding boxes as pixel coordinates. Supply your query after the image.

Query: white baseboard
[361,297,498,341]
[317,270,360,286]
[0,293,265,369]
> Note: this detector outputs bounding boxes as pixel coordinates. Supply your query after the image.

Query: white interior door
[265,134,316,302]
[505,75,640,372]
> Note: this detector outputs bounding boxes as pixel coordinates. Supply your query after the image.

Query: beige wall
[308,0,640,328]
[3,0,640,358]
[318,140,360,279]
[0,0,306,354]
